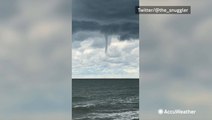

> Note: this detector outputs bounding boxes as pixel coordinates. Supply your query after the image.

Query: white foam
[73,103,95,108]
[88,111,139,120]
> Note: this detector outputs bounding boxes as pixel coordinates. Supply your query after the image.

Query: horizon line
[72,78,139,80]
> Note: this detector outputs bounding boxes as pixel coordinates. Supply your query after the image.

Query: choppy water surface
[72,79,139,120]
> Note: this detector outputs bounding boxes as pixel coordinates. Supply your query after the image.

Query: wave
[74,111,139,120]
[73,101,138,113]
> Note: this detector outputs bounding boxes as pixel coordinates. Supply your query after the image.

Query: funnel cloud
[105,34,109,53]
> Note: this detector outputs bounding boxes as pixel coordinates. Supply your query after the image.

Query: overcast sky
[72,0,139,78]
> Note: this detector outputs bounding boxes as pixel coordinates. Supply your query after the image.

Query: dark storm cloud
[72,0,138,23]
[72,21,100,33]
[73,20,139,41]
[72,0,139,41]
[101,22,139,40]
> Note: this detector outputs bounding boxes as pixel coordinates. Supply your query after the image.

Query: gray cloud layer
[73,0,138,23]
[72,0,139,41]
[73,20,139,40]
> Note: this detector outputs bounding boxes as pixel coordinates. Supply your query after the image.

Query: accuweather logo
[158,109,196,115]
